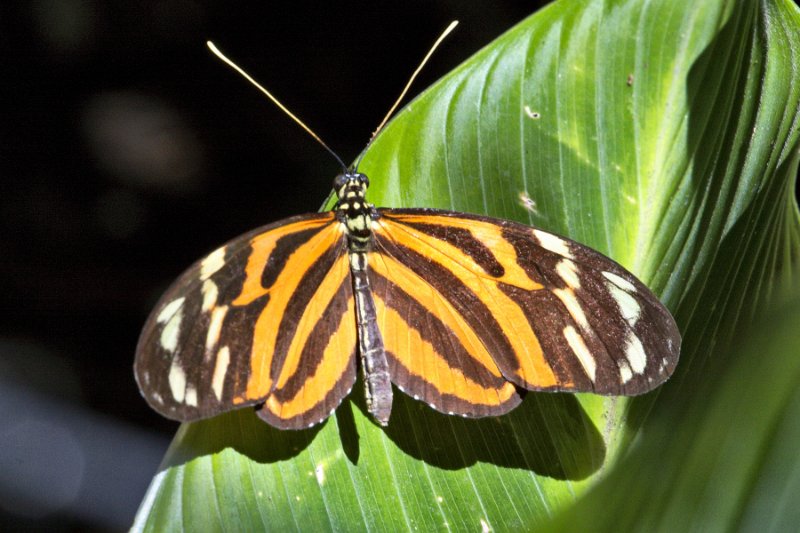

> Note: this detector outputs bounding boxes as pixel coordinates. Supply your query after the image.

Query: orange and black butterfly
[135,169,680,429]
[134,35,680,430]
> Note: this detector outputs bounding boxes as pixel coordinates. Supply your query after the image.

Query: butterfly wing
[134,212,357,429]
[372,208,680,414]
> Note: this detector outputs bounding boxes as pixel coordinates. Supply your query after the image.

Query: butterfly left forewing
[373,208,680,399]
[135,212,357,427]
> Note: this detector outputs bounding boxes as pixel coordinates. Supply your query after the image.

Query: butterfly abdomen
[350,252,392,426]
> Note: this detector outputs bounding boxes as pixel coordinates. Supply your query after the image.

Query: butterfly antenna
[207,41,348,173]
[353,20,459,170]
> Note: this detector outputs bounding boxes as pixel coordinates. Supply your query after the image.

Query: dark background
[1,2,544,530]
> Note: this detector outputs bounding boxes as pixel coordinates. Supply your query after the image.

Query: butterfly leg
[351,253,393,426]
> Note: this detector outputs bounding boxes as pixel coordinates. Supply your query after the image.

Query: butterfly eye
[359,174,370,188]
[333,174,349,191]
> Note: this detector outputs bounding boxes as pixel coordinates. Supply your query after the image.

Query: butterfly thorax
[333,171,378,254]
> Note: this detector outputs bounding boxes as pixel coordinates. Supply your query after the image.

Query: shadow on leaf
[349,382,606,480]
[160,381,605,481]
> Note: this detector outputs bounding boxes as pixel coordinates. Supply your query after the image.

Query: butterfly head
[333,171,370,201]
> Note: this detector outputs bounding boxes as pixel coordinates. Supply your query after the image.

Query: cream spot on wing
[160,307,183,353]
[619,361,633,384]
[201,279,219,312]
[212,345,230,401]
[602,271,637,292]
[556,258,581,289]
[201,246,226,280]
[563,325,596,382]
[533,229,574,259]
[185,385,198,407]
[205,305,229,353]
[625,333,647,374]
[168,359,186,402]
[156,297,185,323]
[553,288,589,330]
[606,282,641,326]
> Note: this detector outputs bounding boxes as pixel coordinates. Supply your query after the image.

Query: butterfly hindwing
[255,250,357,429]
[368,252,524,418]
[373,208,680,398]
[134,212,357,428]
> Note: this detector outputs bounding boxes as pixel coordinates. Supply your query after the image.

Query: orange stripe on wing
[375,214,558,389]
[233,214,337,306]
[273,253,351,390]
[262,290,357,425]
[374,291,519,411]
[369,251,521,415]
[378,212,542,289]
[230,217,344,402]
[370,252,503,380]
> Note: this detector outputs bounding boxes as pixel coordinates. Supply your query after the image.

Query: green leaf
[133,0,800,531]
[544,293,800,532]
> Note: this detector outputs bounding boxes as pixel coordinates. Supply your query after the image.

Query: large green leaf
[133,0,800,531]
[544,291,800,532]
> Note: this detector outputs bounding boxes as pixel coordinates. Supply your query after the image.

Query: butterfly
[134,167,681,429]
[134,33,680,430]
